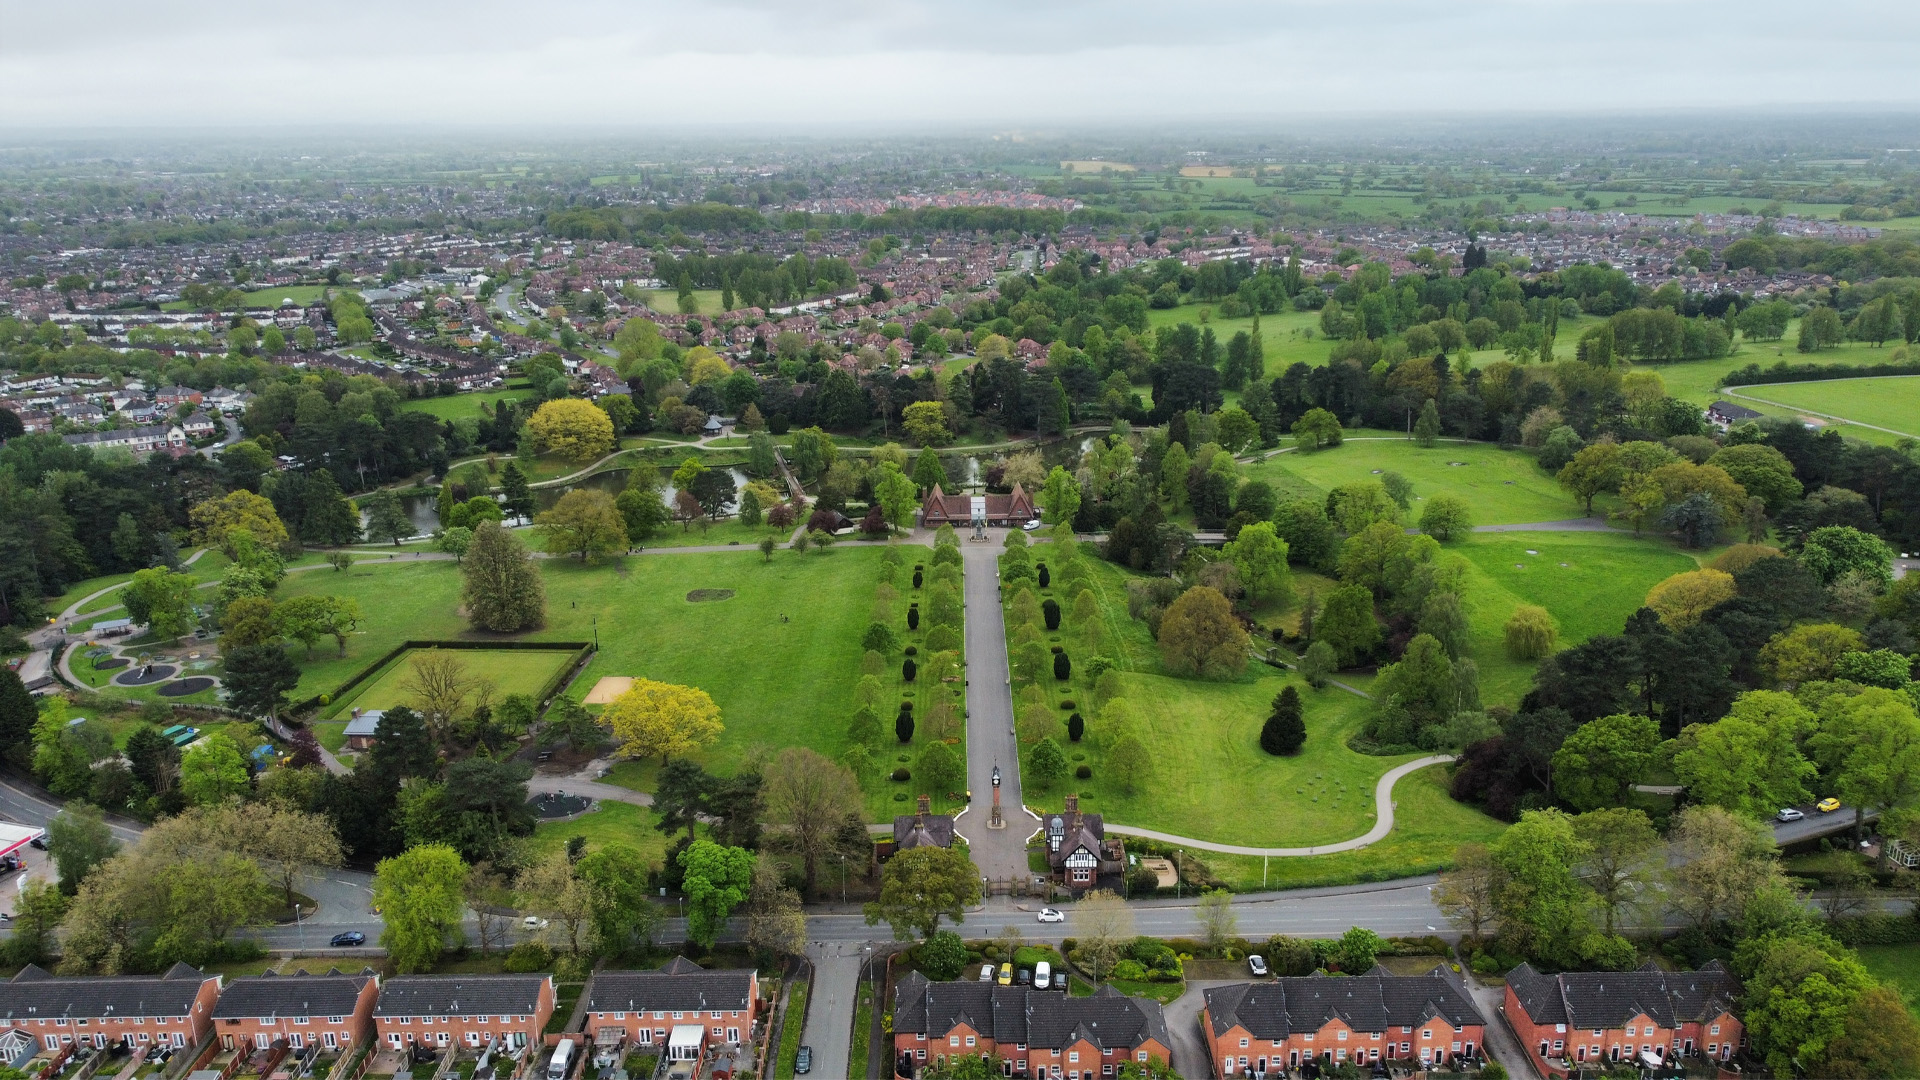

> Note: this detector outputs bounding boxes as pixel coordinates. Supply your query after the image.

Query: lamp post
[294,903,304,951]
[591,614,599,651]
[988,763,1004,830]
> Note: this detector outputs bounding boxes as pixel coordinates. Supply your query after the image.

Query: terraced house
[583,959,759,1065]
[212,970,379,1054]
[0,964,221,1053]
[1505,961,1744,1076]
[1201,971,1486,1075]
[374,975,555,1053]
[891,974,1171,1079]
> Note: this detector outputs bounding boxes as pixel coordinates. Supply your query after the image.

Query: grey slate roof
[376,976,548,1018]
[0,963,212,1021]
[587,960,753,1014]
[893,813,955,849]
[892,974,1170,1054]
[214,971,373,1020]
[1203,974,1485,1039]
[1505,961,1741,1030]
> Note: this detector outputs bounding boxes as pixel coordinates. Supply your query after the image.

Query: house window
[331,1017,343,1025]
[290,1035,305,1049]
[1239,1039,1249,1049]
[1421,1031,1432,1040]
[1136,1053,1147,1062]
[614,1013,625,1021]
[951,1036,960,1048]
[967,1036,977,1048]
[727,1028,739,1043]
[1710,1024,1721,1035]
[294,1017,309,1026]
[1337,1032,1347,1042]
[1069,1052,1079,1063]
[917,1051,926,1060]
[324,1033,337,1050]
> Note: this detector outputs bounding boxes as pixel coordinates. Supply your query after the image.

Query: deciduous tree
[679,839,755,949]
[373,843,468,973]
[536,489,629,562]
[1157,586,1249,677]
[865,845,981,940]
[605,678,723,764]
[461,521,546,631]
[526,398,616,462]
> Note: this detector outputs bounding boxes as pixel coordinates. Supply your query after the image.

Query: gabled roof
[214,971,373,1019]
[586,960,754,1014]
[892,976,1168,1053]
[375,976,548,1018]
[0,964,214,1022]
[1505,962,1741,1030]
[1203,975,1484,1039]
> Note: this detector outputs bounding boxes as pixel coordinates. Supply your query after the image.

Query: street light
[294,903,304,951]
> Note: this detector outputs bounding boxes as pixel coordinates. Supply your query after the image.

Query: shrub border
[1722,360,1920,387]
[298,639,593,720]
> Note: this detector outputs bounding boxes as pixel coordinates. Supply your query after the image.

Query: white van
[547,1039,575,1080]
[1033,961,1051,990]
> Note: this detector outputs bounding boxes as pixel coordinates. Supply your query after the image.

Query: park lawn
[1144,306,1326,371]
[59,551,233,617]
[1859,945,1920,1019]
[640,518,793,549]
[1722,375,1920,439]
[1451,531,1701,705]
[639,289,727,317]
[527,801,667,867]
[399,389,534,421]
[1244,438,1585,526]
[1187,767,1506,891]
[274,546,882,784]
[330,647,575,714]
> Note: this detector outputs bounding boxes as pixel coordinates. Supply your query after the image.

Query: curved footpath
[1102,755,1455,857]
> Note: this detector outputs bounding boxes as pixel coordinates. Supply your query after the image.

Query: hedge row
[1722,359,1920,387]
[295,639,592,719]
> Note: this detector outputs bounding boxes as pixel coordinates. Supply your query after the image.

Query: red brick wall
[1203,1010,1482,1076]
[1504,986,1742,1076]
[2,979,222,1055]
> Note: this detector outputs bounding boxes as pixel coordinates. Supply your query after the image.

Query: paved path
[800,941,866,1080]
[958,535,1036,884]
[1467,979,1541,1080]
[526,759,654,808]
[1162,982,1232,1079]
[1102,756,1455,856]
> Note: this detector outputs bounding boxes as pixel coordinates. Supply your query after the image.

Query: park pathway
[958,532,1035,885]
[1101,755,1454,857]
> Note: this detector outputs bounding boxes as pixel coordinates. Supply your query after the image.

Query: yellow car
[1817,797,1842,813]
[997,963,1012,986]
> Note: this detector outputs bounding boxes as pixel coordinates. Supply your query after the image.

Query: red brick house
[1040,795,1125,893]
[919,484,1035,528]
[891,975,1170,1079]
[1505,961,1744,1076]
[374,975,555,1054]
[212,970,378,1054]
[0,963,221,1053]
[1201,972,1486,1075]
[583,959,758,1066]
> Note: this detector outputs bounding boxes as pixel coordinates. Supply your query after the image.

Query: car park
[1037,907,1064,923]
[1777,808,1806,822]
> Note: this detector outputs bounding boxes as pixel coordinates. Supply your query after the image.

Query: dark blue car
[329,931,366,947]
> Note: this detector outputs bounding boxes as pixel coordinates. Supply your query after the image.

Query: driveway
[1163,981,1231,1079]
[1464,979,1538,1079]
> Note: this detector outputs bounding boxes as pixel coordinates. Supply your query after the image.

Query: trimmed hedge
[299,639,593,718]
[1723,359,1920,387]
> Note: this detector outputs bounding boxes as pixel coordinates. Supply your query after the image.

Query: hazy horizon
[7,0,1919,130]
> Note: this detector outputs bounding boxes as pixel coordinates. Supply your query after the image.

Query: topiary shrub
[1075,765,1092,779]
[891,767,911,782]
[903,658,918,682]
[1037,564,1050,588]
[1067,713,1085,742]
[1042,598,1061,630]
[912,570,924,588]
[897,711,916,743]
[1053,652,1072,680]
[1059,700,1076,710]
[907,607,920,630]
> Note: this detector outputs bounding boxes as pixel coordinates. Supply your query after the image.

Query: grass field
[331,647,576,714]
[272,547,881,784]
[1452,531,1701,703]
[1860,945,1920,1019]
[399,389,534,421]
[1014,546,1505,847]
[1722,375,1920,439]
[1243,438,1585,525]
[639,289,727,317]
[527,801,667,867]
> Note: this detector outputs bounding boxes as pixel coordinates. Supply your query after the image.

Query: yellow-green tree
[190,490,289,555]
[605,679,723,764]
[1644,569,1737,629]
[901,400,951,446]
[526,398,616,462]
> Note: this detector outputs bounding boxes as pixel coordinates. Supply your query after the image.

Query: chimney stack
[1064,794,1079,816]
[916,794,930,819]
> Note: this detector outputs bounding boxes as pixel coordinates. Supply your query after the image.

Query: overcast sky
[6,0,1919,130]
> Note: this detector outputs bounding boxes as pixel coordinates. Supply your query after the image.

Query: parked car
[1818,797,1842,813]
[1037,907,1064,923]
[979,964,993,982]
[997,963,1012,986]
[1022,519,1041,531]
[28,835,47,850]
[1016,968,1032,986]
[794,1047,811,1075]
[1034,961,1051,990]
[1777,808,1806,822]
[1248,955,1268,977]
[329,931,365,947]
[523,916,550,930]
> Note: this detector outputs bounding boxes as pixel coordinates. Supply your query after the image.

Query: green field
[1452,531,1701,703]
[1860,945,1920,1020]
[639,289,727,316]
[331,647,576,714]
[1722,376,1920,439]
[399,389,535,421]
[272,547,880,783]
[1014,546,1504,847]
[528,801,667,867]
[161,283,344,311]
[1243,438,1585,526]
